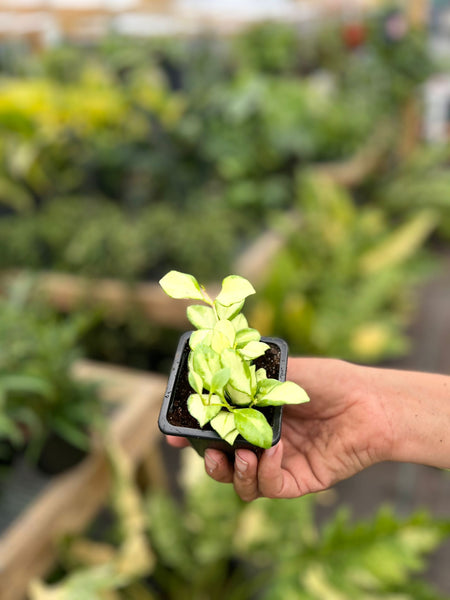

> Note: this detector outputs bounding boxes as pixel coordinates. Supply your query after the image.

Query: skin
[167,357,450,502]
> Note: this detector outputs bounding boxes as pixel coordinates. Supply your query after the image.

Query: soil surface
[167,339,280,430]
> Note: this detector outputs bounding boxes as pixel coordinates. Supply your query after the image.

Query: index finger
[166,435,190,448]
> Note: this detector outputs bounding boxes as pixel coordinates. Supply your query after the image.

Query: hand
[198,358,395,501]
[167,357,450,501]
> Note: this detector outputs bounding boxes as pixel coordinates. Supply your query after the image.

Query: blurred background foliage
[0,6,447,367]
[1,2,450,598]
[31,446,450,600]
[0,278,102,465]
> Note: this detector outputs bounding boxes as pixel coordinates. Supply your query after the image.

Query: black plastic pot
[158,331,288,459]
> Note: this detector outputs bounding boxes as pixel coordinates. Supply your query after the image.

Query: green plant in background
[148,450,450,600]
[159,271,309,448]
[0,277,102,460]
[34,448,450,599]
[0,9,443,288]
[250,172,438,362]
[29,441,153,600]
[375,144,450,242]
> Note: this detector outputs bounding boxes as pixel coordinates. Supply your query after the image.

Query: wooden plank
[0,361,167,600]
[0,271,191,329]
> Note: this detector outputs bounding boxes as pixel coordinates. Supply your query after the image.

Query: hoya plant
[159,270,309,449]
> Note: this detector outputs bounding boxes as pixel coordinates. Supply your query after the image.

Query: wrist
[372,368,450,469]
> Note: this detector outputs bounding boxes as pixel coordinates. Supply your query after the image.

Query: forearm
[367,366,450,469]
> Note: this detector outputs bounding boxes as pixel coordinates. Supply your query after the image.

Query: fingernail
[235,453,248,478]
[205,451,218,474]
[265,443,278,458]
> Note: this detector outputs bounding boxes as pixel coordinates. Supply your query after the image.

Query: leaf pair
[159,271,256,307]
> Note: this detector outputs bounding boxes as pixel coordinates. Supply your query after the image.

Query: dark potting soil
[167,341,280,430]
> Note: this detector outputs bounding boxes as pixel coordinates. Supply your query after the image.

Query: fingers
[233,450,259,501]
[203,445,288,501]
[258,441,292,498]
[180,439,301,500]
[166,435,190,448]
[204,448,234,483]
[204,448,260,501]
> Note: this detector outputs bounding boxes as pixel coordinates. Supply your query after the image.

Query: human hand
[167,357,393,501]
[207,357,399,501]
[167,357,450,501]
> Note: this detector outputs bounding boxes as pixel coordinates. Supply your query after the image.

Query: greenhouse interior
[0,0,450,598]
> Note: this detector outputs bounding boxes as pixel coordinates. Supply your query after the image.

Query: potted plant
[158,271,309,458]
[0,290,103,475]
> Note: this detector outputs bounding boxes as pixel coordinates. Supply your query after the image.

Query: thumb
[257,441,287,498]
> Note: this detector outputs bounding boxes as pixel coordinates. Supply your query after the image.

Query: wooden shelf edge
[0,361,167,600]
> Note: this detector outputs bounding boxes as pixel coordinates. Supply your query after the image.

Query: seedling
[159,270,309,449]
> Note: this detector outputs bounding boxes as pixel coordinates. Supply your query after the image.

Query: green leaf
[239,341,269,360]
[187,305,216,329]
[159,270,204,301]
[220,348,252,395]
[192,345,221,389]
[211,330,231,354]
[216,275,256,307]
[249,364,257,395]
[188,370,204,395]
[189,329,212,350]
[234,409,273,449]
[211,367,230,394]
[256,378,280,397]
[231,313,249,332]
[256,381,310,407]
[226,385,253,406]
[188,394,222,427]
[235,328,261,346]
[0,374,53,398]
[210,411,239,445]
[213,320,236,346]
[256,368,267,382]
[215,300,245,321]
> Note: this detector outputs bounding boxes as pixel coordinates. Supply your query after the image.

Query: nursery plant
[158,270,309,450]
[33,448,450,600]
[0,279,103,469]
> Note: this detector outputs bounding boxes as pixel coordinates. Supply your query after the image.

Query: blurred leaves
[29,442,154,600]
[0,277,102,456]
[251,172,437,361]
[0,14,445,368]
[40,448,449,599]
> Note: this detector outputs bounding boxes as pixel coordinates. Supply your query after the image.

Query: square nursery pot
[158,331,288,459]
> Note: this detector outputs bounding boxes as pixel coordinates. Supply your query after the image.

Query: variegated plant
[159,270,309,449]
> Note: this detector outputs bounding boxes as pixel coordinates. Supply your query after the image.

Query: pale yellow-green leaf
[189,329,212,350]
[226,385,253,406]
[216,275,256,307]
[187,305,216,329]
[239,341,269,360]
[188,370,204,395]
[159,270,204,301]
[234,409,273,449]
[188,394,222,427]
[231,313,249,332]
[256,381,310,407]
[215,299,245,320]
[220,348,252,395]
[211,330,232,354]
[210,411,239,445]
[214,319,236,346]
